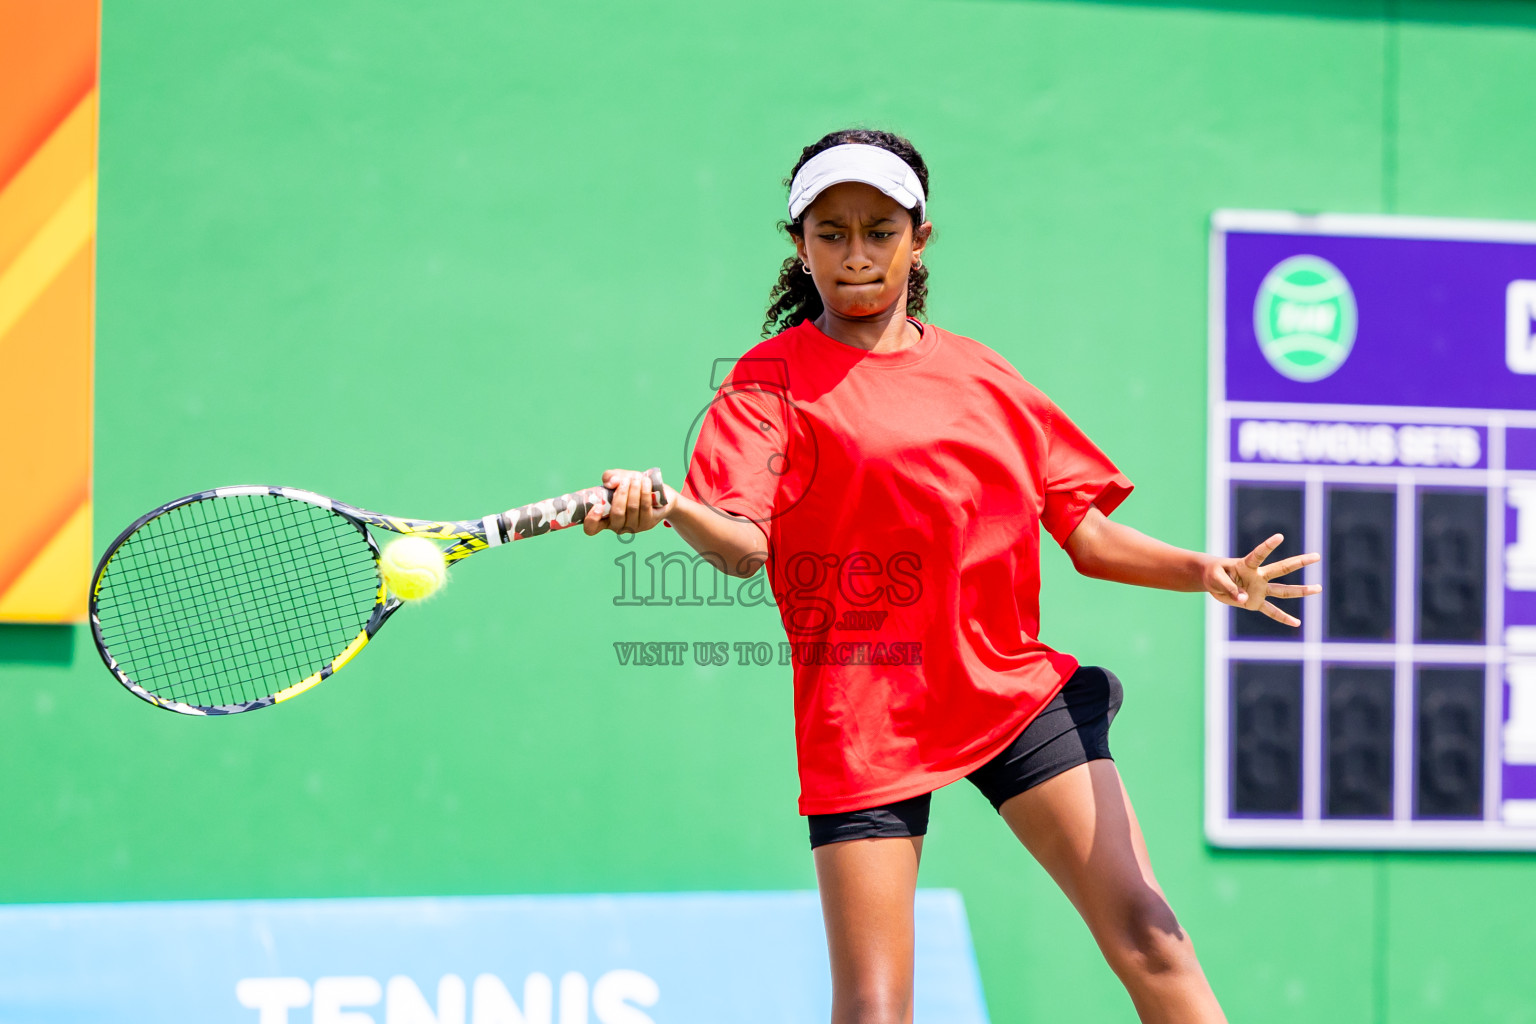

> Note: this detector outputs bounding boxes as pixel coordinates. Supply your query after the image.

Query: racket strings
[102,499,376,705]
[101,500,363,700]
[148,498,379,699]
[94,495,381,709]
[115,507,364,672]
[107,502,355,671]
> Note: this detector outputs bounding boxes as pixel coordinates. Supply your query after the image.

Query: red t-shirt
[678,319,1133,814]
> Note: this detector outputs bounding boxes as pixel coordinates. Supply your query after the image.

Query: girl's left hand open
[1203,533,1321,628]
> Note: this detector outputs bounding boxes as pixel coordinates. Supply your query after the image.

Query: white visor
[787,143,926,224]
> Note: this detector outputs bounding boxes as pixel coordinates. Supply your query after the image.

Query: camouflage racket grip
[499,467,668,541]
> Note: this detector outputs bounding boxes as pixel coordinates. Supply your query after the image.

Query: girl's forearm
[664,493,768,578]
[1064,509,1214,593]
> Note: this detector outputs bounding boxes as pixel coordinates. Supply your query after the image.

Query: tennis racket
[89,468,669,716]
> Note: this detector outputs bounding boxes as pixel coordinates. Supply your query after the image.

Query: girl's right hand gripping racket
[89,468,669,716]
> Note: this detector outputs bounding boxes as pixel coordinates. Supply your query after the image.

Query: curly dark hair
[762,128,930,338]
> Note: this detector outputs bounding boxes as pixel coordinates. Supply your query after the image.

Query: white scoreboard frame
[1205,209,1536,850]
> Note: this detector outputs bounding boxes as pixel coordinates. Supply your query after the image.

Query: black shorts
[807,665,1123,848]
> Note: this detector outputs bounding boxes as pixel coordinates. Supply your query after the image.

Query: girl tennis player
[584,129,1319,1024]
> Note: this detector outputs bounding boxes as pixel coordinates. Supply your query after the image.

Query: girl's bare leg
[813,835,923,1024]
[999,760,1227,1024]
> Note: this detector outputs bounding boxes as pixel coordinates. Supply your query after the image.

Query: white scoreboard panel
[1206,210,1536,849]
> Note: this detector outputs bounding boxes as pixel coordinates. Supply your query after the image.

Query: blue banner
[0,890,988,1023]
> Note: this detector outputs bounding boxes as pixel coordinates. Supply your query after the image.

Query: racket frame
[90,470,664,716]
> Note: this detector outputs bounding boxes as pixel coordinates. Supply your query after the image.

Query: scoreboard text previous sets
[1206,210,1536,849]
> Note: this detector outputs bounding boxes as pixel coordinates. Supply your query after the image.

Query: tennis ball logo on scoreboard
[1254,255,1358,382]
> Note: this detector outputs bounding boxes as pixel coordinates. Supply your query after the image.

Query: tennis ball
[380,536,448,600]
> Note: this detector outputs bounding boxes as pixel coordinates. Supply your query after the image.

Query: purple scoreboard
[1206,210,1536,849]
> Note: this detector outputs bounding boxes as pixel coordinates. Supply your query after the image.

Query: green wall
[3,1,1535,1020]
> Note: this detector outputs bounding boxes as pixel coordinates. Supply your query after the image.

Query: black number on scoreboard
[1324,666,1394,818]
[1414,667,1485,819]
[1232,485,1304,639]
[1417,490,1486,643]
[1231,661,1303,815]
[1326,488,1395,641]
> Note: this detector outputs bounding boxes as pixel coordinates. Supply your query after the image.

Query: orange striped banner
[0,0,100,622]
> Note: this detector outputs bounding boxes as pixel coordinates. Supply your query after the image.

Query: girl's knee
[1103,893,1198,979]
[833,986,912,1024]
